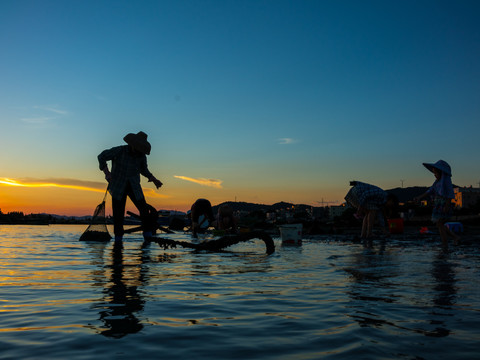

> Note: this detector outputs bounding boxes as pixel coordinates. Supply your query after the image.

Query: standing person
[190,198,215,237]
[345,181,398,238]
[98,131,163,242]
[414,160,460,246]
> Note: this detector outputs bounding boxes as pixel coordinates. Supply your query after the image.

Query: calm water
[1,225,479,360]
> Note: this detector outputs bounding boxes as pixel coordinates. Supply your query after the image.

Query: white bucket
[279,224,303,245]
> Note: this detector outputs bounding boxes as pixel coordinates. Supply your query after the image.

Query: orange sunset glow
[0,178,172,216]
[0,178,105,192]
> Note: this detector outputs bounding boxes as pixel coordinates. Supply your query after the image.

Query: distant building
[311,207,327,219]
[266,212,276,223]
[453,187,480,208]
[328,204,347,219]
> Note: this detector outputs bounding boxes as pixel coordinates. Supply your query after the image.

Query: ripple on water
[0,225,479,359]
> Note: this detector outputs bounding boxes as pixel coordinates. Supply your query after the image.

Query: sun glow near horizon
[0,177,172,216]
[0,175,346,216]
[0,178,105,192]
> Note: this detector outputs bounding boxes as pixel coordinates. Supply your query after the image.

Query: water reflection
[345,240,394,296]
[86,242,108,288]
[344,240,400,328]
[427,249,457,337]
[431,250,457,308]
[343,240,460,339]
[88,240,178,338]
[2,226,480,359]
[96,241,145,337]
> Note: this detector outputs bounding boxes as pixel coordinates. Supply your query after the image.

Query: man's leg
[128,190,155,239]
[112,192,128,242]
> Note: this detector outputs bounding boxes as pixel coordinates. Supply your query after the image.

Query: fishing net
[79,188,111,241]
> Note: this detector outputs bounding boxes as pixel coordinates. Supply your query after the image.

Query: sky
[0,0,479,216]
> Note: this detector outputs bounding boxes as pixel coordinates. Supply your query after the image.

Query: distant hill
[212,201,327,214]
[212,201,302,214]
[212,186,432,214]
[386,185,461,203]
[385,186,429,203]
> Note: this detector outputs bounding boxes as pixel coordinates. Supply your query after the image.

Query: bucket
[388,218,404,234]
[445,222,463,234]
[279,224,302,245]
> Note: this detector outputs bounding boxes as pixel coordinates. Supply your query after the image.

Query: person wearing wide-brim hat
[422,159,452,177]
[414,160,460,246]
[98,131,163,242]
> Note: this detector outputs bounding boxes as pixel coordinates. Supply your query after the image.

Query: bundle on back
[79,189,111,241]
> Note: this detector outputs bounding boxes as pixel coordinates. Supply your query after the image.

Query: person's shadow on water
[97,241,145,338]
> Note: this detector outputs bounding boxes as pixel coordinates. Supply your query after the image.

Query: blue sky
[1,0,479,214]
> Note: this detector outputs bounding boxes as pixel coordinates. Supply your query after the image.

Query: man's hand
[103,168,112,183]
[149,177,163,189]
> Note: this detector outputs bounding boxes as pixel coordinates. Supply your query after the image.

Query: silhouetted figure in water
[345,181,398,238]
[98,131,163,242]
[414,160,460,247]
[189,199,215,237]
[216,204,238,234]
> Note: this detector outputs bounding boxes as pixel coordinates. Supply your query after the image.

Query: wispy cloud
[143,188,170,198]
[21,105,69,126]
[94,95,108,101]
[21,116,55,125]
[34,105,69,116]
[278,138,297,145]
[174,175,223,189]
[0,177,170,198]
